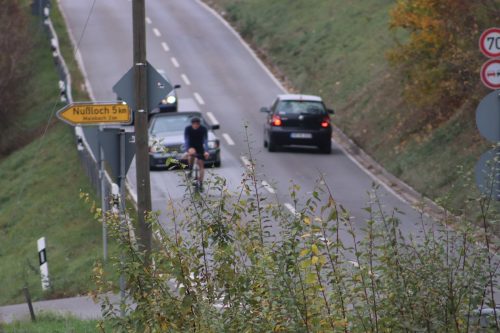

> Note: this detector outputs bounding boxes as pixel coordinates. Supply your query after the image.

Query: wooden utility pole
[132,0,152,260]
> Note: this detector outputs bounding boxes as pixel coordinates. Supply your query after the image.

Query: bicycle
[183,152,203,193]
[191,155,202,193]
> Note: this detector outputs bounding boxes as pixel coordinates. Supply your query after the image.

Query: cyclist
[184,117,209,191]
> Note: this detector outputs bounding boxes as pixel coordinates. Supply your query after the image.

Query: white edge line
[196,0,409,206]
[206,112,218,125]
[161,42,170,52]
[240,156,251,169]
[171,57,179,68]
[193,92,205,105]
[332,138,408,204]
[284,203,297,215]
[195,0,412,207]
[181,74,191,85]
[222,133,235,146]
[261,180,276,194]
[57,3,95,101]
[153,28,161,37]
[195,0,287,93]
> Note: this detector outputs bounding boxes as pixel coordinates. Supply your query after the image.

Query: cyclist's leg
[197,157,204,183]
[187,148,196,177]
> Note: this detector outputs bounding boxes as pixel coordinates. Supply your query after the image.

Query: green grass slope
[206,0,489,210]
[0,2,113,305]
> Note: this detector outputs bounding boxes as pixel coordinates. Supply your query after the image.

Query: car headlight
[166,95,176,104]
[161,91,177,105]
[207,140,219,149]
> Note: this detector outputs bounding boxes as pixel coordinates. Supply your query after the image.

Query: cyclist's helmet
[191,117,201,124]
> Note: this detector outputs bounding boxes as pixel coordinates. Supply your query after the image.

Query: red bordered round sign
[481,59,500,90]
[479,28,500,58]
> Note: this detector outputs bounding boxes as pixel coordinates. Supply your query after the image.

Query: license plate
[290,133,312,139]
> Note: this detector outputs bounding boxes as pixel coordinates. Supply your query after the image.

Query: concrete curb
[330,126,446,220]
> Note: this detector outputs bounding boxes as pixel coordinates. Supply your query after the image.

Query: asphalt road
[59,0,425,235]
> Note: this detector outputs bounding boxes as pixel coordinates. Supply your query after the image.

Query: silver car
[148,100,220,169]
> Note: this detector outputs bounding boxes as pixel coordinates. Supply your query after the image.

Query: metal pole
[110,182,126,317]
[23,286,36,322]
[132,0,152,261]
[119,130,127,317]
[497,91,500,201]
[99,145,108,261]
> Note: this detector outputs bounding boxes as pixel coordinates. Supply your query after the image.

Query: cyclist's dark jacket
[184,125,208,156]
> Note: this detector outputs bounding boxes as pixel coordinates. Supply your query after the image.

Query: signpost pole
[99,145,108,261]
[132,0,152,261]
[119,130,127,317]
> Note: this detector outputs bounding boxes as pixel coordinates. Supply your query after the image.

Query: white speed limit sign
[480,28,500,58]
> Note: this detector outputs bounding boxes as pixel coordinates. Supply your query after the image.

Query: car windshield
[151,114,205,134]
[276,101,325,115]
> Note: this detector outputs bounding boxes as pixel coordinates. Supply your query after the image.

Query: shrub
[93,153,499,332]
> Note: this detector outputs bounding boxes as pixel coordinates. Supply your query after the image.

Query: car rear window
[151,115,205,133]
[276,101,325,115]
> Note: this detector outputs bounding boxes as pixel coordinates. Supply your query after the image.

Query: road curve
[59,0,425,233]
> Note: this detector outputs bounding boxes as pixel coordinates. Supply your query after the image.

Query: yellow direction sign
[56,102,132,126]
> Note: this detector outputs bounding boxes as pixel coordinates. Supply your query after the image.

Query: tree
[388,0,499,119]
[0,0,33,156]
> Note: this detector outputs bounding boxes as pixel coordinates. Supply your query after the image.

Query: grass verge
[1,313,109,333]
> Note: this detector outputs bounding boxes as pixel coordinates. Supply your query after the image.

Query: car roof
[277,94,323,102]
[152,111,201,118]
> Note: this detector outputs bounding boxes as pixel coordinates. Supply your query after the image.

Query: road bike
[191,155,202,193]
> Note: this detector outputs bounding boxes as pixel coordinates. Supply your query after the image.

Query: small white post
[37,237,50,290]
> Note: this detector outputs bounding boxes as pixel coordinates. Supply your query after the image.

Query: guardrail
[42,5,111,210]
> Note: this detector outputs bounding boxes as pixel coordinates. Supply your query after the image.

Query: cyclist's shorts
[190,146,206,160]
[194,153,206,160]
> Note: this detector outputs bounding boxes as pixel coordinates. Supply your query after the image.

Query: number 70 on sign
[480,28,500,58]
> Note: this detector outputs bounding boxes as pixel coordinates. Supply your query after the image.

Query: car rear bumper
[269,127,332,146]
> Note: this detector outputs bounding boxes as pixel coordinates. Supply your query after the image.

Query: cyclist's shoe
[187,170,192,179]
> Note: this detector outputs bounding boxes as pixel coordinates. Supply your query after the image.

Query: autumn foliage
[0,0,33,157]
[388,0,499,119]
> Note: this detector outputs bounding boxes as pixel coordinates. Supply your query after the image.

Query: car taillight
[271,115,282,126]
[321,117,330,128]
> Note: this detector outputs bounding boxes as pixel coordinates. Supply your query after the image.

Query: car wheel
[320,142,331,154]
[263,139,268,148]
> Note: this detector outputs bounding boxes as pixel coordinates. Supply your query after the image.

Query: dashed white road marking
[146,17,152,24]
[193,92,205,105]
[153,28,161,37]
[161,42,170,52]
[206,112,218,125]
[222,133,235,146]
[284,203,297,215]
[171,57,179,68]
[240,156,252,169]
[158,69,166,75]
[181,74,191,85]
[261,180,276,194]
